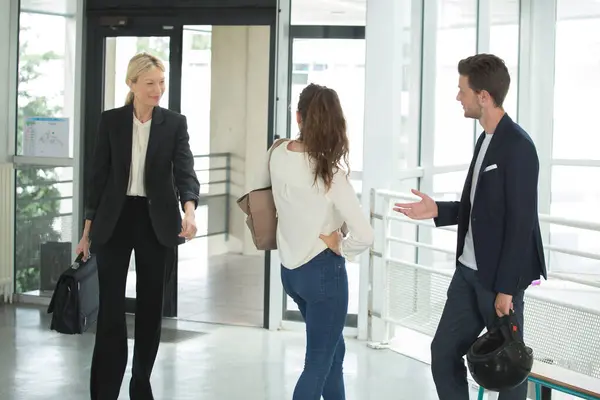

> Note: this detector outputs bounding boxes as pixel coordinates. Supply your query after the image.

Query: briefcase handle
[71,252,86,270]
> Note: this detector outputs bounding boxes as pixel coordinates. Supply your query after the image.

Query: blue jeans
[281,249,349,400]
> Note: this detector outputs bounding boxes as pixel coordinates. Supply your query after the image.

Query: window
[549,1,600,275]
[425,0,478,268]
[287,38,365,317]
[489,0,520,120]
[15,12,76,295]
[16,13,72,156]
[289,39,366,172]
[553,1,600,160]
[433,0,478,166]
[550,166,600,273]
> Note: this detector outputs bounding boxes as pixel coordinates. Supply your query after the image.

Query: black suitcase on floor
[47,253,100,334]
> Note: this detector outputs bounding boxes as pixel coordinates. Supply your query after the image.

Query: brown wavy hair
[297,83,350,189]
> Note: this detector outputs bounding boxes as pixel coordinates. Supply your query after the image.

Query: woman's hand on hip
[319,231,343,255]
[179,212,197,240]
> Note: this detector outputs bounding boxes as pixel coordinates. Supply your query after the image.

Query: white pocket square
[483,164,498,172]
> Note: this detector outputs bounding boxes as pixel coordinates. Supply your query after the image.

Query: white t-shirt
[459,132,494,270]
[126,114,152,197]
[253,141,374,269]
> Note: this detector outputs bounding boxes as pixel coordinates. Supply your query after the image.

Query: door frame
[82,10,277,321]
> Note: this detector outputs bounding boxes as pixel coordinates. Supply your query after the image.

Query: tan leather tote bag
[236,139,288,250]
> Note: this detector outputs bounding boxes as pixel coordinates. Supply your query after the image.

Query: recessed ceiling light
[331,11,346,14]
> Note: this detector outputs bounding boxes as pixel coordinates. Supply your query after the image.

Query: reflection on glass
[489,0,520,120]
[15,167,74,294]
[104,36,171,112]
[433,0,478,166]
[553,2,600,160]
[550,166,600,274]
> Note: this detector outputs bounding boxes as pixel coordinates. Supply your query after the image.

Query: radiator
[0,163,14,303]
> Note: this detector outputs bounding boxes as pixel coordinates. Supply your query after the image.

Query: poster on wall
[23,117,69,158]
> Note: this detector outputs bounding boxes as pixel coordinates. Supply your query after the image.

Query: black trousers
[90,197,170,400]
[431,263,527,400]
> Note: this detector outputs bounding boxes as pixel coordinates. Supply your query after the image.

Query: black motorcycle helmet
[466,311,534,391]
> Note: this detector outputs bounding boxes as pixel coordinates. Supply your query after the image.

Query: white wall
[209,25,271,256]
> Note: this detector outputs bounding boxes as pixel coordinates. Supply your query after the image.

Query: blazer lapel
[461,132,486,204]
[474,113,511,188]
[145,106,166,175]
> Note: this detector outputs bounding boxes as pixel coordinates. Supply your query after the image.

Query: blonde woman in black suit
[75,53,200,400]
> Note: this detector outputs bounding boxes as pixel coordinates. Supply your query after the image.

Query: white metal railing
[367,187,600,380]
[374,188,600,284]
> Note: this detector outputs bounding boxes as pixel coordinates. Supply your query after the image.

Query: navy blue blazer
[434,114,547,295]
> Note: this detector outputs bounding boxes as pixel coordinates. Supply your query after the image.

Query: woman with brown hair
[255,83,374,399]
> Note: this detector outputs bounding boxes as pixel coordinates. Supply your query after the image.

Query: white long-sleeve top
[126,114,152,197]
[254,141,374,269]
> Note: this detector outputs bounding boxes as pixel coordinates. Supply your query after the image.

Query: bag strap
[267,138,289,174]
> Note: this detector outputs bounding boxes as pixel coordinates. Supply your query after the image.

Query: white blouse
[254,142,374,269]
[126,115,151,197]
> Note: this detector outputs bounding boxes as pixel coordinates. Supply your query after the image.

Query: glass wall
[550,0,600,274]
[284,2,367,325]
[427,0,522,269]
[14,3,78,295]
[433,0,478,168]
[289,39,365,172]
[286,37,365,319]
[489,0,520,120]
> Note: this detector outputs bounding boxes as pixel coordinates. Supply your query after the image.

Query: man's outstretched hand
[393,189,438,220]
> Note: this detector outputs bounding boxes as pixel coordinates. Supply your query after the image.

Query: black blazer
[85,104,200,248]
[434,114,547,295]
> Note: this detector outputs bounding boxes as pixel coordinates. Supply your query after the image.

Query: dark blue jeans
[431,263,527,400]
[281,249,349,400]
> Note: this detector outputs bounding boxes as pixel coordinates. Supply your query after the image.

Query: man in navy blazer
[394,54,547,400]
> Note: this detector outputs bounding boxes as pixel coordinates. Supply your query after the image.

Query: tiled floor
[0,304,443,400]
[176,250,265,326]
[123,237,266,327]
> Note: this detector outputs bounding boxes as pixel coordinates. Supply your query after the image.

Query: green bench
[477,362,600,400]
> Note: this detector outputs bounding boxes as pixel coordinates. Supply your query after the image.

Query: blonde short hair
[124,52,166,105]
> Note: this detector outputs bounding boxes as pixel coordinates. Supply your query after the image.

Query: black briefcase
[47,253,99,334]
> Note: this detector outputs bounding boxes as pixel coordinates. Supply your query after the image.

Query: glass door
[91,23,183,317]
[102,35,175,315]
[284,27,366,328]
[83,11,277,326]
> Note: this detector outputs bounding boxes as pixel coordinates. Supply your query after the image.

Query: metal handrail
[366,187,600,354]
[14,153,233,234]
[371,188,600,287]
